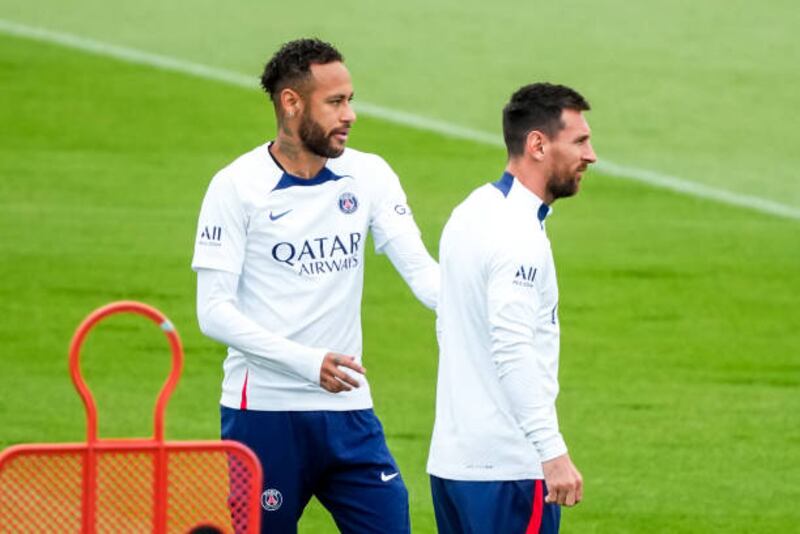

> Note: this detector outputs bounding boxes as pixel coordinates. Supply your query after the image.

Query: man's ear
[279,87,304,119]
[525,130,548,161]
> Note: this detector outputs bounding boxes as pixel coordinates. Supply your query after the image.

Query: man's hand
[542,453,583,507]
[319,353,366,393]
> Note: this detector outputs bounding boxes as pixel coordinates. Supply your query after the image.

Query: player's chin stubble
[299,114,344,158]
[547,173,579,200]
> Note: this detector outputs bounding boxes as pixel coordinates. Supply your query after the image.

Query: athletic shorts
[430,475,561,534]
[221,406,410,534]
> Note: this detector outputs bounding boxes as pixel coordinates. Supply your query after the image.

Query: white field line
[2,18,799,221]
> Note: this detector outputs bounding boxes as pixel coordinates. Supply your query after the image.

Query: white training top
[192,142,437,411]
[427,172,568,481]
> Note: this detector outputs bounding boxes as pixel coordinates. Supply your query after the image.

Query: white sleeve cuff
[535,433,568,462]
[293,348,329,386]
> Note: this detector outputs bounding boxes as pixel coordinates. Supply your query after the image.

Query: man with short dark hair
[427,83,596,533]
[192,38,438,533]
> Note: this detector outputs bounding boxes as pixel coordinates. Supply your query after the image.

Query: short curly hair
[502,83,590,157]
[260,38,343,103]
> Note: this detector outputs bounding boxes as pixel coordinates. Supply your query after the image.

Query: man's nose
[584,142,597,163]
[342,101,357,124]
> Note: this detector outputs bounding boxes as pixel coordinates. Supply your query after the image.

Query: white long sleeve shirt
[427,172,567,481]
[192,142,438,411]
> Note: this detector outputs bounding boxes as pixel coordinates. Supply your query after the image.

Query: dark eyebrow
[575,133,590,143]
[327,91,354,102]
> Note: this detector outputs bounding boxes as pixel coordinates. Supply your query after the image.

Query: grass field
[1,2,799,532]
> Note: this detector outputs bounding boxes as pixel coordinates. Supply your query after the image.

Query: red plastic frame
[69,300,183,445]
[0,301,262,534]
[69,301,185,533]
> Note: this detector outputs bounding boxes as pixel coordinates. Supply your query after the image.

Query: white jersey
[427,172,568,481]
[192,143,423,411]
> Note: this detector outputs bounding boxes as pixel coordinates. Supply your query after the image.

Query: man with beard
[192,39,438,533]
[427,83,596,534]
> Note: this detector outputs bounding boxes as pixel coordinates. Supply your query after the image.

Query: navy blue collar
[491,171,551,223]
[537,203,551,224]
[268,143,350,192]
[491,171,515,198]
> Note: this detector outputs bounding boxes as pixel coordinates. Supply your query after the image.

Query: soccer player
[191,39,438,533]
[427,83,596,533]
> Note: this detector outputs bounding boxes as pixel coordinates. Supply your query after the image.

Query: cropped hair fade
[502,83,590,157]
[260,38,343,102]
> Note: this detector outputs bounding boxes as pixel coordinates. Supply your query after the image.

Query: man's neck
[271,134,326,179]
[506,160,551,204]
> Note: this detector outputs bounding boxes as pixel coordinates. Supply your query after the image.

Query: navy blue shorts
[221,406,410,534]
[430,475,561,534]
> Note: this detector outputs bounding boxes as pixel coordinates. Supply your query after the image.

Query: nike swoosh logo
[380,471,399,482]
[269,209,292,221]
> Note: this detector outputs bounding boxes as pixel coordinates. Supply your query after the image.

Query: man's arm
[197,268,365,392]
[486,243,582,506]
[366,156,440,310]
[382,233,440,310]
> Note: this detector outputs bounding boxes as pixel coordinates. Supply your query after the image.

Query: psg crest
[261,488,283,511]
[338,192,359,214]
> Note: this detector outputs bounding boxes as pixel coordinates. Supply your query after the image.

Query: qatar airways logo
[271,232,362,276]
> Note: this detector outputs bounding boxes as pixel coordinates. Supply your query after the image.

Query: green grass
[1,25,799,534]
[2,0,799,207]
